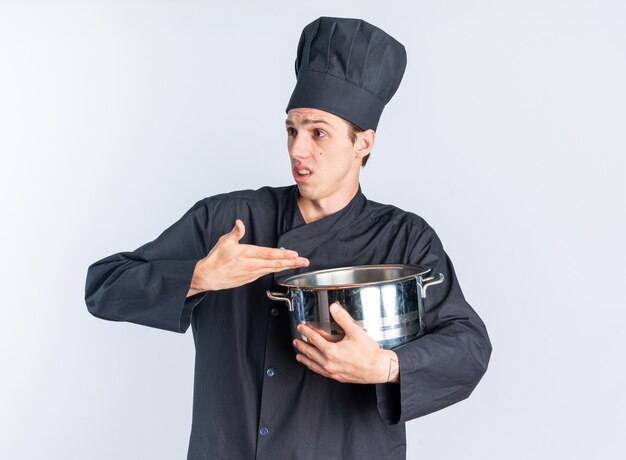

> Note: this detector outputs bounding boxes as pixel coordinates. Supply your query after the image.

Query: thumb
[329,302,361,335]
[224,219,245,244]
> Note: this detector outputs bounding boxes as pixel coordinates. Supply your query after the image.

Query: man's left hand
[293,302,400,384]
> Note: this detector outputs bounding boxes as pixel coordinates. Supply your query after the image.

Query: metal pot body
[267,265,444,350]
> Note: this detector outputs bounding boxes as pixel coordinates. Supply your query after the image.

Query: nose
[288,132,312,161]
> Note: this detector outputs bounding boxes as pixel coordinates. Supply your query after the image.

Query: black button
[271,307,279,317]
[266,368,275,377]
[259,426,269,436]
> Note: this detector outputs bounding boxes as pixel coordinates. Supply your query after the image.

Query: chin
[296,184,320,201]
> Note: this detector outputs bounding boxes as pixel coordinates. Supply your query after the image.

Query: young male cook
[85,16,492,460]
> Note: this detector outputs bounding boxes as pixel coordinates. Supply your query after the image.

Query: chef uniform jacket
[85,184,492,460]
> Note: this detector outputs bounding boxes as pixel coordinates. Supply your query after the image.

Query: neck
[297,183,360,224]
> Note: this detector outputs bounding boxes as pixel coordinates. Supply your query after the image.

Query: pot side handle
[421,273,445,298]
[266,290,293,312]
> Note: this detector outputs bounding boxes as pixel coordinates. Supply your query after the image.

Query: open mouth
[293,166,313,182]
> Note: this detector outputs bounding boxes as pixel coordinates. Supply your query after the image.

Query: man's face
[285,108,363,203]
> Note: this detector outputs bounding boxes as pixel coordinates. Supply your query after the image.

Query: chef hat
[286,16,407,131]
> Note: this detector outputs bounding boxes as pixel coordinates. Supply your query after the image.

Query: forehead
[285,108,347,129]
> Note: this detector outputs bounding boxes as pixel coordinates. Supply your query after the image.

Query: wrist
[187,259,212,296]
[383,350,400,384]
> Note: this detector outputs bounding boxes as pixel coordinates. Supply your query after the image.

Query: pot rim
[276,264,431,290]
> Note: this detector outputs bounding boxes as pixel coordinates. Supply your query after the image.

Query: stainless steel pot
[266,264,444,350]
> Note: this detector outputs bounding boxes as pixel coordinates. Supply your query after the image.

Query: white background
[1,1,625,458]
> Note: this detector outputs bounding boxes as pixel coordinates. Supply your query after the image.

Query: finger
[240,244,301,260]
[243,257,309,276]
[307,324,343,343]
[222,219,245,244]
[328,302,362,336]
[250,257,310,271]
[245,258,310,277]
[293,338,327,365]
[296,324,331,354]
[233,265,300,286]
[295,353,332,379]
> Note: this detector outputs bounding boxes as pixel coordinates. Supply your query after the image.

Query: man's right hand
[186,219,309,297]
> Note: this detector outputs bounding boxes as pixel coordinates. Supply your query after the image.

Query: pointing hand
[187,219,309,295]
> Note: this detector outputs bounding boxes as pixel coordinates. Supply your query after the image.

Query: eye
[314,128,326,138]
[286,127,296,137]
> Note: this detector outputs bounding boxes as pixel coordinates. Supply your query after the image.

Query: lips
[293,165,313,183]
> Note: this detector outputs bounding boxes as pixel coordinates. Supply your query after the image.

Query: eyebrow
[285,118,333,129]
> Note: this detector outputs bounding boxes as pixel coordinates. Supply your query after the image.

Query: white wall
[1,1,624,458]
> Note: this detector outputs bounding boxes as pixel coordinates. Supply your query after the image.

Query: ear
[354,129,375,160]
